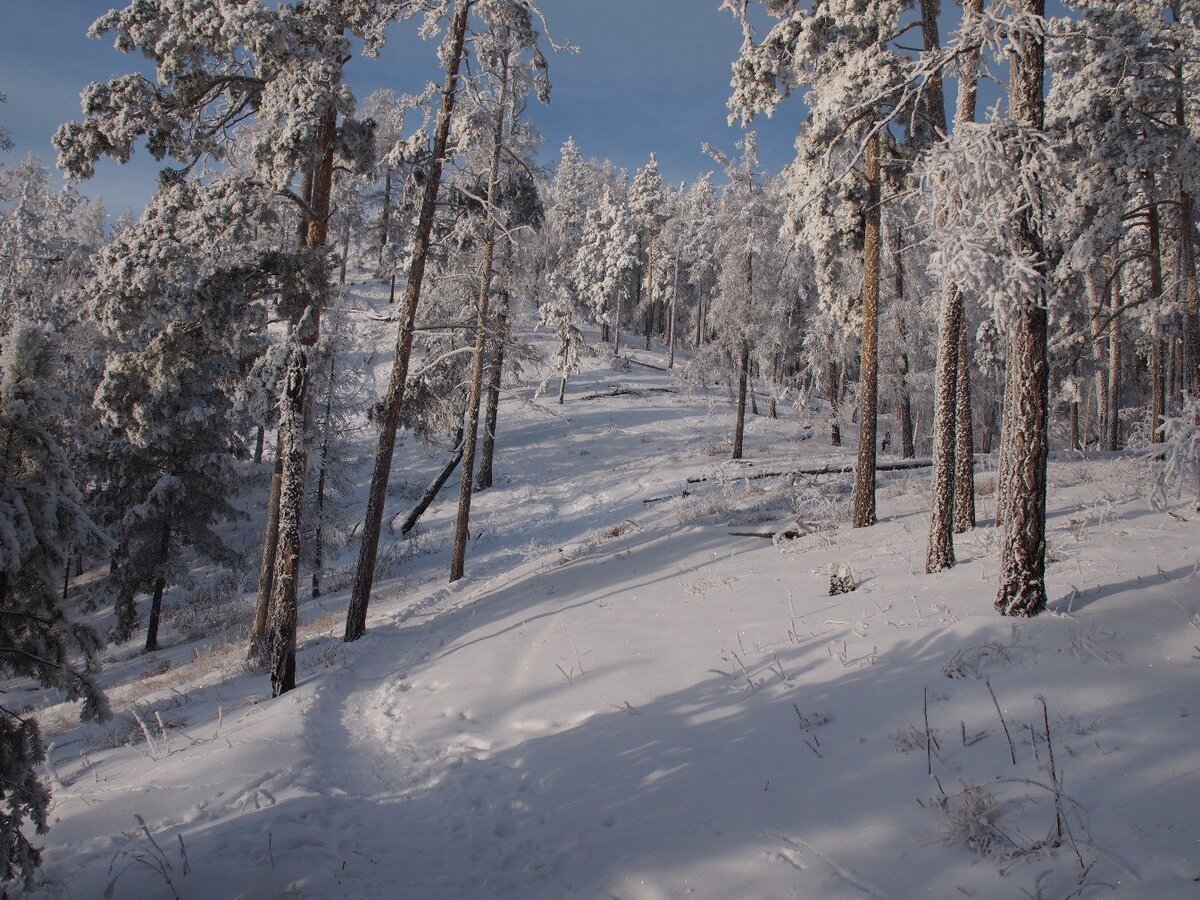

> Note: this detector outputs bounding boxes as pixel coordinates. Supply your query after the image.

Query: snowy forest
[1,0,1199,896]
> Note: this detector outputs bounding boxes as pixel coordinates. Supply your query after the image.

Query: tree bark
[995,0,1049,619]
[267,99,338,695]
[852,131,882,528]
[312,349,336,599]
[344,0,471,642]
[401,428,464,536]
[732,340,750,461]
[1149,195,1166,444]
[249,435,282,663]
[477,240,511,492]
[953,312,977,531]
[144,522,171,653]
[827,359,841,446]
[927,284,962,572]
[926,0,980,560]
[450,56,509,584]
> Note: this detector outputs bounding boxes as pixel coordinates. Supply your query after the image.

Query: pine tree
[0,323,108,886]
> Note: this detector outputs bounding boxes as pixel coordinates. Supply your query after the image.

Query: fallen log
[392,432,464,536]
[686,458,937,486]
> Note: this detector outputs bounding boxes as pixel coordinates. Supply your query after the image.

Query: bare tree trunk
[144,522,171,653]
[852,131,882,529]
[926,0,979,561]
[344,0,470,642]
[379,168,393,267]
[1172,1,1200,402]
[339,218,350,286]
[828,359,841,446]
[254,424,264,464]
[953,313,977,532]
[927,285,962,572]
[450,56,509,584]
[477,240,511,492]
[733,340,750,461]
[401,429,464,536]
[996,0,1049,619]
[668,259,679,369]
[249,432,282,662]
[1148,194,1166,444]
[1107,275,1122,452]
[614,284,623,355]
[643,234,655,350]
[312,349,336,599]
[889,179,915,460]
[267,99,338,696]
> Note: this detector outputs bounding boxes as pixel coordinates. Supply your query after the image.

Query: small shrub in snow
[166,571,252,642]
[940,782,1014,859]
[829,563,856,596]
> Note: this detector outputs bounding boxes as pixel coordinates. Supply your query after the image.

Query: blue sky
[0,1,798,214]
[0,1,1066,216]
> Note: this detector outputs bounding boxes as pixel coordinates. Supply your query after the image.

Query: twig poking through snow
[986,677,1017,765]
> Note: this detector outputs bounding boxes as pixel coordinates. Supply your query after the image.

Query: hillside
[18,278,1200,900]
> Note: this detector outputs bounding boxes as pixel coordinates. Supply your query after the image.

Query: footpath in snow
[23,281,1200,899]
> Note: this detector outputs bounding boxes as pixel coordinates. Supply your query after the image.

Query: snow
[21,279,1200,899]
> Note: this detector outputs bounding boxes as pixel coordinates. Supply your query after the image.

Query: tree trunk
[732,340,750,461]
[144,522,171,653]
[312,349,336,599]
[1107,278,1122,452]
[344,0,470,642]
[828,359,841,446]
[1172,3,1200,404]
[953,313,977,532]
[996,0,1049,619]
[449,56,509,584]
[926,0,979,559]
[379,169,393,267]
[339,218,350,286]
[253,424,264,464]
[401,428,464,536]
[266,99,338,696]
[852,131,882,529]
[668,260,679,369]
[927,284,962,572]
[643,234,655,350]
[477,240,511,492]
[249,434,283,664]
[1148,194,1166,444]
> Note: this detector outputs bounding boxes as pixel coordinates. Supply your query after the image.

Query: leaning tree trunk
[852,131,882,529]
[995,0,1049,619]
[449,57,509,584]
[344,0,471,642]
[143,522,171,653]
[265,101,337,696]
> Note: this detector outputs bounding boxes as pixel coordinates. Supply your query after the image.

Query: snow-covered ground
[22,280,1200,899]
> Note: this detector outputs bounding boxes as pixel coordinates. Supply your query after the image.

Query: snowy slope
[21,280,1200,899]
